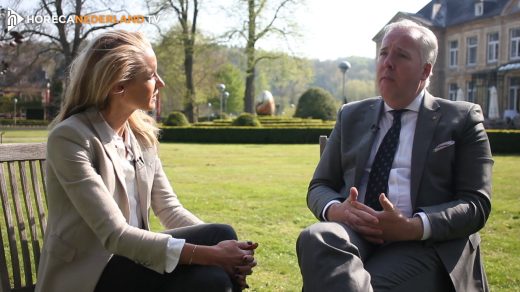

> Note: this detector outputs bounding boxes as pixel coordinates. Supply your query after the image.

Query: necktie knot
[391,109,406,120]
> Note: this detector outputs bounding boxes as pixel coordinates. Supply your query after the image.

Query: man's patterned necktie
[365,110,406,211]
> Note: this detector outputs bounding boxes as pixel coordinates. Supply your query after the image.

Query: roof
[415,0,511,27]
[372,0,518,41]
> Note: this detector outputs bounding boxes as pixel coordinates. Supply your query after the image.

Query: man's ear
[421,63,432,81]
[111,83,125,95]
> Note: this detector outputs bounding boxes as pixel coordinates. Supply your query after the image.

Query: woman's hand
[235,241,258,289]
[214,240,258,290]
[215,240,258,289]
[182,240,258,290]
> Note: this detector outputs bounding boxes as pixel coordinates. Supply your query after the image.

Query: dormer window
[475,2,483,16]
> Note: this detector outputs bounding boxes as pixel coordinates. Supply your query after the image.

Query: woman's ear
[110,83,125,95]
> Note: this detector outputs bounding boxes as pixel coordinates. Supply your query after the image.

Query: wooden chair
[319,135,328,157]
[0,143,47,292]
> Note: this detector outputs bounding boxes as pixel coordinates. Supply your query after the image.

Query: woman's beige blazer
[36,108,203,292]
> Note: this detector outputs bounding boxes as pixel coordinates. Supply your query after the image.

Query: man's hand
[351,194,424,243]
[326,187,383,241]
[376,194,424,241]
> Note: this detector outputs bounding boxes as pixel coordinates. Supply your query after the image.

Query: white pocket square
[433,140,455,152]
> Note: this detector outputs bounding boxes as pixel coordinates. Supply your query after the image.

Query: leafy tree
[311,56,375,102]
[347,79,376,101]
[154,28,228,119]
[214,63,245,114]
[149,0,201,122]
[257,53,313,112]
[154,28,186,116]
[1,0,125,115]
[294,87,338,120]
[226,0,300,113]
[13,0,123,75]
[254,70,269,102]
[0,96,13,114]
[48,78,63,118]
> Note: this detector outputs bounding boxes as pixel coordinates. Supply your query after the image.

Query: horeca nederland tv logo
[1,7,24,33]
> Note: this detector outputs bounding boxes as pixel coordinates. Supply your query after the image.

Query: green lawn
[152,143,319,291]
[0,128,48,143]
[154,143,520,292]
[2,129,518,291]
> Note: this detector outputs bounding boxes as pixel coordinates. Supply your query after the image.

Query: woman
[36,30,257,292]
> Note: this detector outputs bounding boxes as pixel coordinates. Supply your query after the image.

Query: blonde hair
[51,30,159,147]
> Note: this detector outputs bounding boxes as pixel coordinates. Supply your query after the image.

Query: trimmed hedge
[160,127,332,144]
[0,119,49,126]
[193,123,331,128]
[159,127,520,153]
[487,130,520,154]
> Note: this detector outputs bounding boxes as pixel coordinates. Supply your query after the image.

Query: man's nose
[383,54,394,69]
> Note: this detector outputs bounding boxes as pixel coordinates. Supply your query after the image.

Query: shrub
[232,113,261,127]
[164,111,189,126]
[294,87,338,120]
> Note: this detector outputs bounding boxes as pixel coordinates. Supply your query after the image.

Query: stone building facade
[373,0,520,124]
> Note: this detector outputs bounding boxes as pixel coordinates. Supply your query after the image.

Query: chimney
[475,0,484,16]
[432,1,442,20]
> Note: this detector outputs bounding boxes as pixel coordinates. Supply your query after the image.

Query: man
[296,19,492,292]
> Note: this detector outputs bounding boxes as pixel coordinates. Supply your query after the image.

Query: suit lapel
[410,92,441,208]
[85,108,131,220]
[128,131,151,229]
[354,99,383,187]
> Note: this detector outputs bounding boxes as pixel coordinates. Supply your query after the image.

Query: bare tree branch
[253,53,280,67]
[256,0,293,41]
[231,0,300,113]
[149,0,202,122]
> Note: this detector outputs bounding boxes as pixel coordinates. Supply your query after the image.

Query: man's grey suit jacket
[308,92,493,292]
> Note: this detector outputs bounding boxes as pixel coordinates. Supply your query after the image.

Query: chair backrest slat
[0,144,46,162]
[18,162,41,283]
[319,135,328,157]
[0,143,47,292]
[29,161,47,243]
[0,226,11,292]
[7,162,34,287]
[0,163,22,289]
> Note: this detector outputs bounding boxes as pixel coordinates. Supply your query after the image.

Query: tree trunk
[179,0,198,123]
[244,0,257,113]
[184,50,198,122]
[244,66,255,113]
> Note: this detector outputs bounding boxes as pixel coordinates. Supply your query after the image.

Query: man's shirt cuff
[322,200,342,221]
[414,212,432,240]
